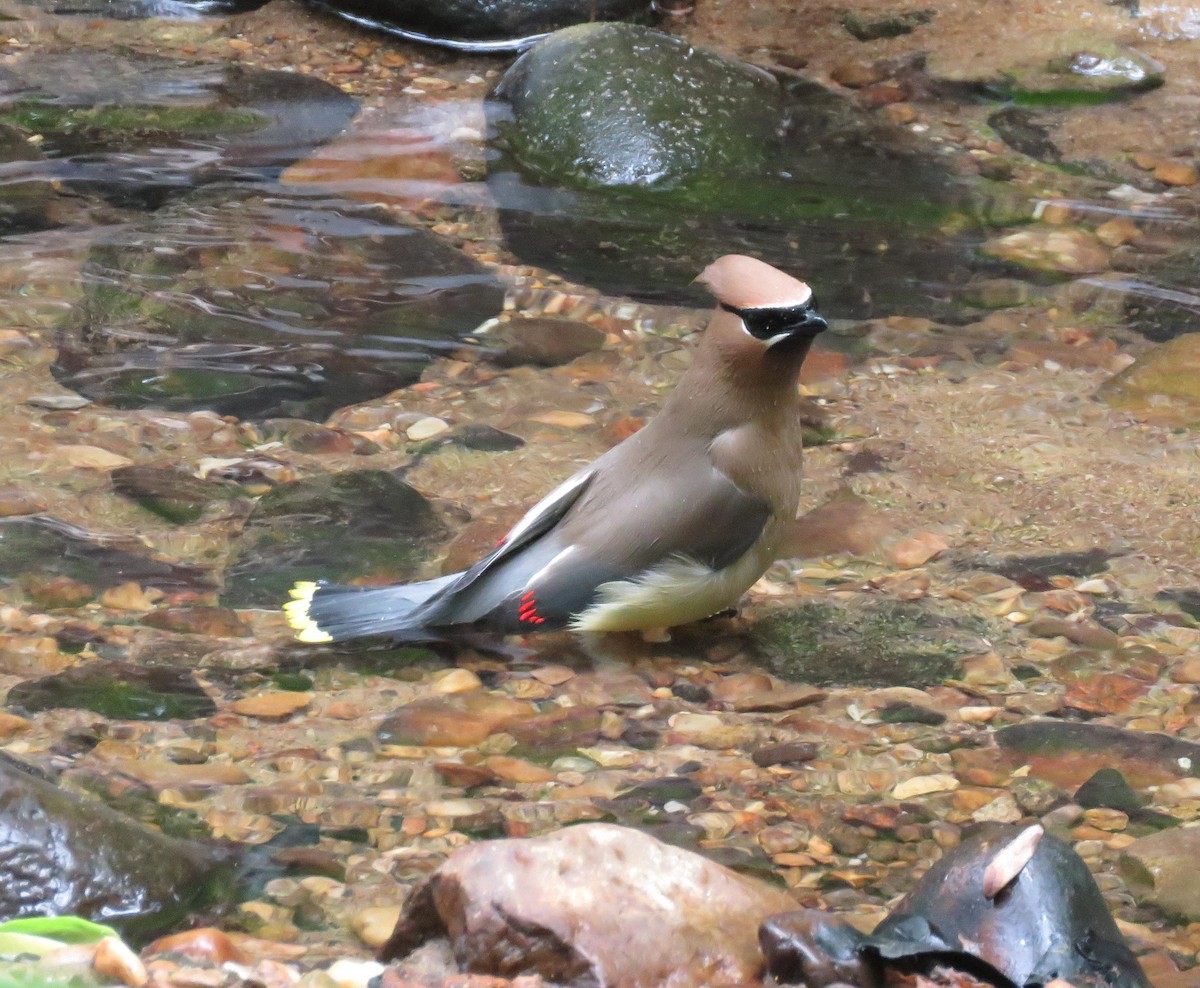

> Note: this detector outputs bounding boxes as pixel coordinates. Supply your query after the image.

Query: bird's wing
[656,464,773,571]
[413,468,597,616]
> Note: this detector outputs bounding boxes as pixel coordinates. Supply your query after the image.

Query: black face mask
[720,300,827,341]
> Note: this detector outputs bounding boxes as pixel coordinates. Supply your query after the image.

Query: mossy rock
[750,598,997,688]
[495,22,782,191]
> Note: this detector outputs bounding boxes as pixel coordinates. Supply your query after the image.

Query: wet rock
[232,691,311,720]
[55,188,505,421]
[0,122,55,235]
[764,825,1150,988]
[0,751,236,938]
[1098,333,1200,427]
[112,466,239,525]
[454,424,525,452]
[1121,827,1200,920]
[997,720,1200,779]
[750,599,993,688]
[928,37,1163,105]
[0,517,214,599]
[298,0,654,51]
[1075,767,1144,815]
[985,226,1110,275]
[840,8,933,40]
[380,822,796,987]
[0,54,357,207]
[493,317,606,366]
[140,607,251,637]
[6,662,216,721]
[986,107,1063,163]
[751,741,819,768]
[490,24,992,318]
[954,547,1114,591]
[378,693,535,747]
[508,706,602,759]
[223,471,446,608]
[495,23,781,191]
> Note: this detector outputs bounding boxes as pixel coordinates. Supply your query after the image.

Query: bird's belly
[569,538,775,633]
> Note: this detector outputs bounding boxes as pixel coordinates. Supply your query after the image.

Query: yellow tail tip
[283,582,332,643]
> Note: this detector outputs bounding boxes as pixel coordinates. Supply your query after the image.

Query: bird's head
[696,254,826,350]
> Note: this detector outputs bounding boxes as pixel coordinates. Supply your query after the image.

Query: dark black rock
[0,752,236,938]
[454,424,526,452]
[223,471,446,607]
[1075,767,1144,814]
[763,825,1151,988]
[671,682,712,704]
[6,662,217,721]
[877,701,946,725]
[297,0,654,52]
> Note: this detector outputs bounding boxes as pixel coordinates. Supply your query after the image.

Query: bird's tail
[284,576,458,643]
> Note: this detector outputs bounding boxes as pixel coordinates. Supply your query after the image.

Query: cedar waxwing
[286,254,827,643]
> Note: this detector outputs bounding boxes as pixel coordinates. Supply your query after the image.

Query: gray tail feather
[286,574,460,643]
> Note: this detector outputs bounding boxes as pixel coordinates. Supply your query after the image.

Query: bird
[285,254,827,644]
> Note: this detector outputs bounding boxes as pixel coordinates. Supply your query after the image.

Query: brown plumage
[285,255,826,643]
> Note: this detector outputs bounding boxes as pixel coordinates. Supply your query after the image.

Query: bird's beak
[793,308,827,335]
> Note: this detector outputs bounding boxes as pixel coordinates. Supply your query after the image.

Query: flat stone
[406,417,450,441]
[751,741,819,768]
[495,317,606,367]
[984,227,1110,275]
[429,669,483,694]
[352,906,404,950]
[104,759,251,789]
[232,691,311,720]
[380,822,796,987]
[892,773,959,799]
[1121,827,1200,920]
[379,693,536,747]
[484,756,556,784]
[1099,333,1200,428]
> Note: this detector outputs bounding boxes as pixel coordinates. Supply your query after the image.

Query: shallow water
[0,0,1199,978]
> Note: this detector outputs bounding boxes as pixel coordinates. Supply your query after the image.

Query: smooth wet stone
[490,26,999,317]
[299,0,652,50]
[1121,827,1200,920]
[750,599,991,688]
[223,471,445,608]
[232,691,311,720]
[0,122,55,235]
[55,187,505,420]
[1075,767,1143,814]
[764,825,1149,988]
[496,23,781,190]
[0,54,356,206]
[380,822,796,987]
[0,752,236,937]
[1098,333,1200,428]
[5,662,216,721]
[111,466,239,525]
[378,693,535,747]
[0,517,214,599]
